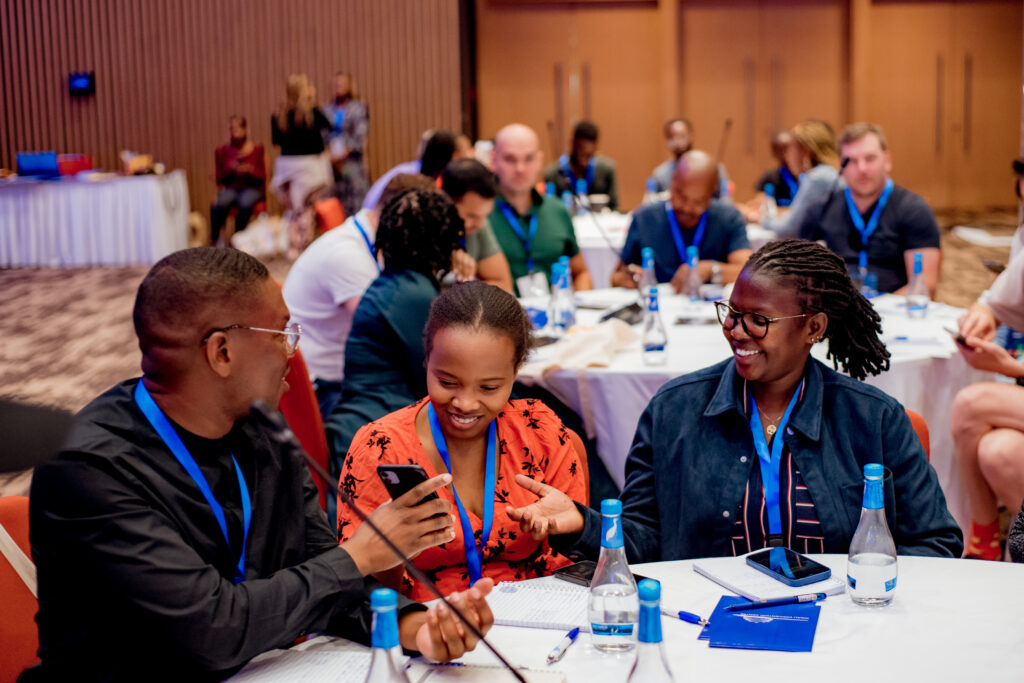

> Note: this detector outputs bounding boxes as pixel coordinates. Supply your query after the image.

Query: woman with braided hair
[507,238,963,561]
[325,188,465,469]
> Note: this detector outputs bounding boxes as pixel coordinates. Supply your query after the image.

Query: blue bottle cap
[864,463,884,480]
[764,182,775,197]
[641,247,654,259]
[601,498,622,516]
[637,578,661,602]
[370,587,398,610]
[558,255,570,266]
[646,177,657,193]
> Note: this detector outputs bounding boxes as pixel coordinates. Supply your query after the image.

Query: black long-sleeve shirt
[22,379,419,682]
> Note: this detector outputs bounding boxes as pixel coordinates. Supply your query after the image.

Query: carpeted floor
[0,212,1017,495]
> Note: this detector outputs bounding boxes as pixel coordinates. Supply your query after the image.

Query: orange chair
[905,409,930,461]
[314,197,346,233]
[279,349,331,510]
[0,496,39,679]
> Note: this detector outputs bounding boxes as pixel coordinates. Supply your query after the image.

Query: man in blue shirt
[612,150,752,292]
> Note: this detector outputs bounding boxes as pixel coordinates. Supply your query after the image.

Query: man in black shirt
[796,122,941,295]
[23,248,493,681]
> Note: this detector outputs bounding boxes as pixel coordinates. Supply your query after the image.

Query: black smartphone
[376,464,440,505]
[600,302,644,326]
[553,560,651,587]
[745,548,832,587]
[943,326,969,347]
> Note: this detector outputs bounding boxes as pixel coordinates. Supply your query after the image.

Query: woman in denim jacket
[508,239,963,561]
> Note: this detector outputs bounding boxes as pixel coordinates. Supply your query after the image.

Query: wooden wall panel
[0,0,463,223]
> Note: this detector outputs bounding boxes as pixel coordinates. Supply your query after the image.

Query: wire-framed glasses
[201,323,302,353]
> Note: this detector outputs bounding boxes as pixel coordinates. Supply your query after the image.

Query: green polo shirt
[490,190,581,294]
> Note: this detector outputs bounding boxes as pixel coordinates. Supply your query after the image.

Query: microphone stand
[249,401,527,683]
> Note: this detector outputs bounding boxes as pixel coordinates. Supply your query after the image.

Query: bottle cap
[370,587,398,610]
[686,245,699,259]
[600,498,622,516]
[863,463,884,480]
[641,247,654,259]
[764,182,775,197]
[637,578,661,602]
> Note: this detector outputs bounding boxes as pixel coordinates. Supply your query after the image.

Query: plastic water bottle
[575,179,589,216]
[683,245,703,302]
[558,254,574,294]
[365,588,410,682]
[589,499,638,652]
[906,251,929,318]
[642,287,667,366]
[627,580,674,683]
[761,182,778,222]
[639,247,657,305]
[549,262,576,337]
[643,177,659,205]
[545,181,556,197]
[847,464,898,607]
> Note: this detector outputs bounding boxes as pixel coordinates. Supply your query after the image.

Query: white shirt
[282,209,380,382]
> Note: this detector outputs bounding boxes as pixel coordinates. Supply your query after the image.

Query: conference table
[0,170,190,267]
[518,288,995,533]
[230,555,1024,681]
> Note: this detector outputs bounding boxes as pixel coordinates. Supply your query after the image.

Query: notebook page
[485,577,590,631]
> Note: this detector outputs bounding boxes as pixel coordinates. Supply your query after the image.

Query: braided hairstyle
[375,188,464,282]
[743,239,890,380]
[424,280,534,371]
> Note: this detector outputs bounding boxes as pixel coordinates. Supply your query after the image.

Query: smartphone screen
[745,548,831,586]
[376,464,440,505]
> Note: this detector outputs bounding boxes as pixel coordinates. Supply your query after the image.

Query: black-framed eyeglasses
[201,323,302,353]
[714,301,812,340]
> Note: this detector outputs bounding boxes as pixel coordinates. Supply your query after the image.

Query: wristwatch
[710,262,724,285]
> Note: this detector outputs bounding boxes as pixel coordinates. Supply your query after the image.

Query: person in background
[611,150,751,291]
[283,175,435,420]
[22,247,493,681]
[509,240,963,561]
[749,129,798,209]
[489,123,592,294]
[362,130,457,211]
[210,115,266,246]
[952,237,1024,560]
[454,133,476,160]
[543,120,619,211]
[740,120,838,236]
[650,118,730,198]
[441,158,513,292]
[270,73,333,258]
[322,72,370,217]
[1010,506,1024,562]
[794,122,941,297]
[337,281,587,601]
[325,189,464,470]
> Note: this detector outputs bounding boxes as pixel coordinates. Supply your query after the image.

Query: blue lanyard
[559,154,595,193]
[779,167,800,200]
[352,216,381,273]
[844,178,894,271]
[498,201,539,273]
[426,403,497,585]
[665,203,707,265]
[748,380,804,541]
[333,108,345,133]
[134,381,251,583]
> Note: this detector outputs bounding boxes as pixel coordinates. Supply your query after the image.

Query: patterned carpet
[0,212,1016,495]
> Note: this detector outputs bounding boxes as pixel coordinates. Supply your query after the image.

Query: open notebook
[485,577,590,632]
[693,555,845,601]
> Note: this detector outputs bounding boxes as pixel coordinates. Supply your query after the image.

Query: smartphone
[553,560,651,587]
[376,464,440,505]
[600,302,644,326]
[745,548,832,587]
[943,326,968,347]
[983,260,1006,275]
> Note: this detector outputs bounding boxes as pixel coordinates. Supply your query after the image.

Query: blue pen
[546,627,580,663]
[725,592,827,612]
[660,607,708,626]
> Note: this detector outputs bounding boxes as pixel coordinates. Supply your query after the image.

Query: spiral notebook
[485,577,590,631]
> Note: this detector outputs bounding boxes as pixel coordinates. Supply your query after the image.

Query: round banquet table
[518,288,996,534]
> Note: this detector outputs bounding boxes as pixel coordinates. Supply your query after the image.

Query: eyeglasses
[714,301,812,340]
[201,323,302,353]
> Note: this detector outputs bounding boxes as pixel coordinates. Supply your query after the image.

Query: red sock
[966,519,1001,560]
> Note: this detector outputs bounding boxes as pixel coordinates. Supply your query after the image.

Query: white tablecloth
[232,555,1024,682]
[0,170,190,267]
[520,290,994,533]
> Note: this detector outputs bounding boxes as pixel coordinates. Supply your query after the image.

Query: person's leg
[234,188,263,232]
[951,382,1024,558]
[977,428,1024,515]
[210,189,239,244]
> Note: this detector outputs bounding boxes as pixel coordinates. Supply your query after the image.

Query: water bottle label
[591,623,634,636]
[601,514,624,548]
[862,479,884,510]
[885,577,897,592]
[644,344,666,353]
[847,575,856,589]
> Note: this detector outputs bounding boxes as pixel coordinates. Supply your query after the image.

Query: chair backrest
[279,349,331,509]
[314,198,346,233]
[905,409,930,461]
[0,496,39,679]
